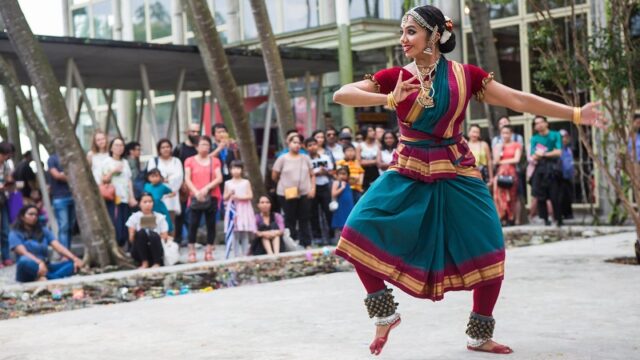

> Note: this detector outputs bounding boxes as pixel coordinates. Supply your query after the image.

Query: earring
[423,35,437,55]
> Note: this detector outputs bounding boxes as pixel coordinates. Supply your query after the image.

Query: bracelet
[572,107,581,125]
[387,92,398,110]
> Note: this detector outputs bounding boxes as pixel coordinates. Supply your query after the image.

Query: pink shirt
[184,155,222,199]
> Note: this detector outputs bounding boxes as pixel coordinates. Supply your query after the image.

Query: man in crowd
[172,123,200,245]
[211,123,238,188]
[530,116,563,226]
[306,137,334,245]
[325,126,344,162]
[13,151,36,198]
[48,153,75,250]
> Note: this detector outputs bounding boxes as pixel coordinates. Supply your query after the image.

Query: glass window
[243,0,257,40]
[527,0,587,13]
[191,96,203,123]
[631,8,640,39]
[150,0,172,39]
[92,0,113,39]
[351,0,383,20]
[131,0,147,41]
[213,0,228,26]
[72,7,90,38]
[155,102,172,138]
[283,0,319,32]
[463,0,518,26]
[466,25,522,119]
[389,0,406,20]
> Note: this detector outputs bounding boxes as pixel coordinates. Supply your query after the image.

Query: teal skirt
[335,170,505,301]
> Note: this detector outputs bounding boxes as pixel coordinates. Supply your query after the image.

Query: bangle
[572,107,581,125]
[387,92,398,110]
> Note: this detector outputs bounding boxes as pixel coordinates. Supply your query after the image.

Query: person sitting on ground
[143,168,175,233]
[252,195,285,256]
[125,193,169,268]
[10,205,83,282]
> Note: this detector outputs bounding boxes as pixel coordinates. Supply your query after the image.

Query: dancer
[333,5,604,356]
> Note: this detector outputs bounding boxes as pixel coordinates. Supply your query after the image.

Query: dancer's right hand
[392,71,420,104]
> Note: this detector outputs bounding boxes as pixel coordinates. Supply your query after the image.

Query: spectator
[312,129,336,166]
[10,205,83,282]
[48,153,75,250]
[23,189,48,226]
[212,123,238,186]
[147,139,183,235]
[184,136,222,263]
[331,166,355,241]
[492,126,522,226]
[491,116,524,148]
[377,130,398,174]
[307,137,334,245]
[272,133,315,248]
[87,130,110,184]
[125,193,169,268]
[354,133,364,148]
[559,129,575,220]
[340,126,353,136]
[467,124,493,185]
[338,132,353,148]
[277,130,308,157]
[125,141,144,200]
[0,142,13,267]
[101,137,137,247]
[13,151,36,198]
[253,195,284,255]
[357,126,380,191]
[223,160,256,258]
[530,115,563,226]
[173,123,201,245]
[375,125,385,143]
[325,126,344,162]
[143,168,174,232]
[336,144,364,203]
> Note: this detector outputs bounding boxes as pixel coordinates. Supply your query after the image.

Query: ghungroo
[465,312,495,343]
[364,288,398,319]
[374,312,401,326]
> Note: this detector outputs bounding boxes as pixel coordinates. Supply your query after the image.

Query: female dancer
[333,5,604,356]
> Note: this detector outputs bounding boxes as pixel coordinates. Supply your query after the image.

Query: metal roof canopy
[0,33,341,91]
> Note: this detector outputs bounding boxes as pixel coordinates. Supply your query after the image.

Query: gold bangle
[387,92,398,110]
[572,107,581,125]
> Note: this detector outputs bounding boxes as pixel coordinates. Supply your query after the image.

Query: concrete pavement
[0,232,638,359]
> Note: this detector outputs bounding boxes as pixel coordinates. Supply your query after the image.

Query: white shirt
[91,152,110,184]
[310,153,334,186]
[359,141,379,160]
[327,143,344,162]
[125,211,168,234]
[101,157,132,203]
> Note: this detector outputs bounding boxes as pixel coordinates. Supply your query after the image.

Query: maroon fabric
[356,266,386,294]
[472,281,502,317]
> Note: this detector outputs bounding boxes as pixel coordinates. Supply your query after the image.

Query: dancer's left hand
[580,101,608,129]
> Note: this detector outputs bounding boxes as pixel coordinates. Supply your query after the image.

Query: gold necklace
[414,60,439,108]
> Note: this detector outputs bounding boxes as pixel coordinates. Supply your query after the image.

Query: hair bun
[439,31,456,53]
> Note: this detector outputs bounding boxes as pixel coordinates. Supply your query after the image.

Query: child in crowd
[331,166,354,241]
[125,193,169,268]
[335,144,364,203]
[143,169,174,233]
[223,160,256,257]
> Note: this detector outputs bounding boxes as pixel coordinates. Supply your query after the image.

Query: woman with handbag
[468,124,493,185]
[492,126,522,226]
[272,133,315,248]
[184,136,222,263]
[101,137,138,247]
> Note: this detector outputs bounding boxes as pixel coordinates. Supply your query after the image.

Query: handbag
[190,158,214,210]
[497,175,515,189]
[162,239,180,266]
[99,182,116,201]
[284,157,304,200]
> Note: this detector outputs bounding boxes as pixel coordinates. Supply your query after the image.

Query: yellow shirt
[336,159,364,193]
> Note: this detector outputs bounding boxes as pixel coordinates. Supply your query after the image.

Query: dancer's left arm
[483,81,606,128]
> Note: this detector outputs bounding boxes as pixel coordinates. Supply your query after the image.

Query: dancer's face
[400,16,428,58]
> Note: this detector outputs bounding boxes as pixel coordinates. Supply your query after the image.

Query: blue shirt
[143,182,172,215]
[9,227,56,261]
[561,146,575,180]
[276,148,308,158]
[47,155,72,199]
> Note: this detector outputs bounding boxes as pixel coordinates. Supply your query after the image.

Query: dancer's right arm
[333,71,419,107]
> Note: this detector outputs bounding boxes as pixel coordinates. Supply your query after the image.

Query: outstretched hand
[580,101,608,129]
[392,71,420,104]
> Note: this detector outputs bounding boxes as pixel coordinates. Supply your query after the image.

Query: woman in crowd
[253,195,285,256]
[312,129,336,166]
[468,124,494,185]
[126,193,169,268]
[147,139,184,235]
[377,130,398,174]
[492,126,522,226]
[357,125,381,191]
[10,205,83,282]
[272,134,315,248]
[87,130,110,184]
[101,137,137,247]
[184,136,222,263]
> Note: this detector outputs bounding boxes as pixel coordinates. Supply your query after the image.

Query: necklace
[413,59,439,108]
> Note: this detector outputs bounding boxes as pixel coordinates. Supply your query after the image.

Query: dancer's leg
[472,281,502,316]
[355,267,386,294]
[466,280,512,354]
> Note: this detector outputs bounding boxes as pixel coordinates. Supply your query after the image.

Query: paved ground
[0,232,638,359]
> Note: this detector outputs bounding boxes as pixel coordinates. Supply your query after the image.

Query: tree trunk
[468,0,508,136]
[183,0,266,196]
[249,0,296,142]
[3,85,22,161]
[0,56,54,154]
[0,0,132,268]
